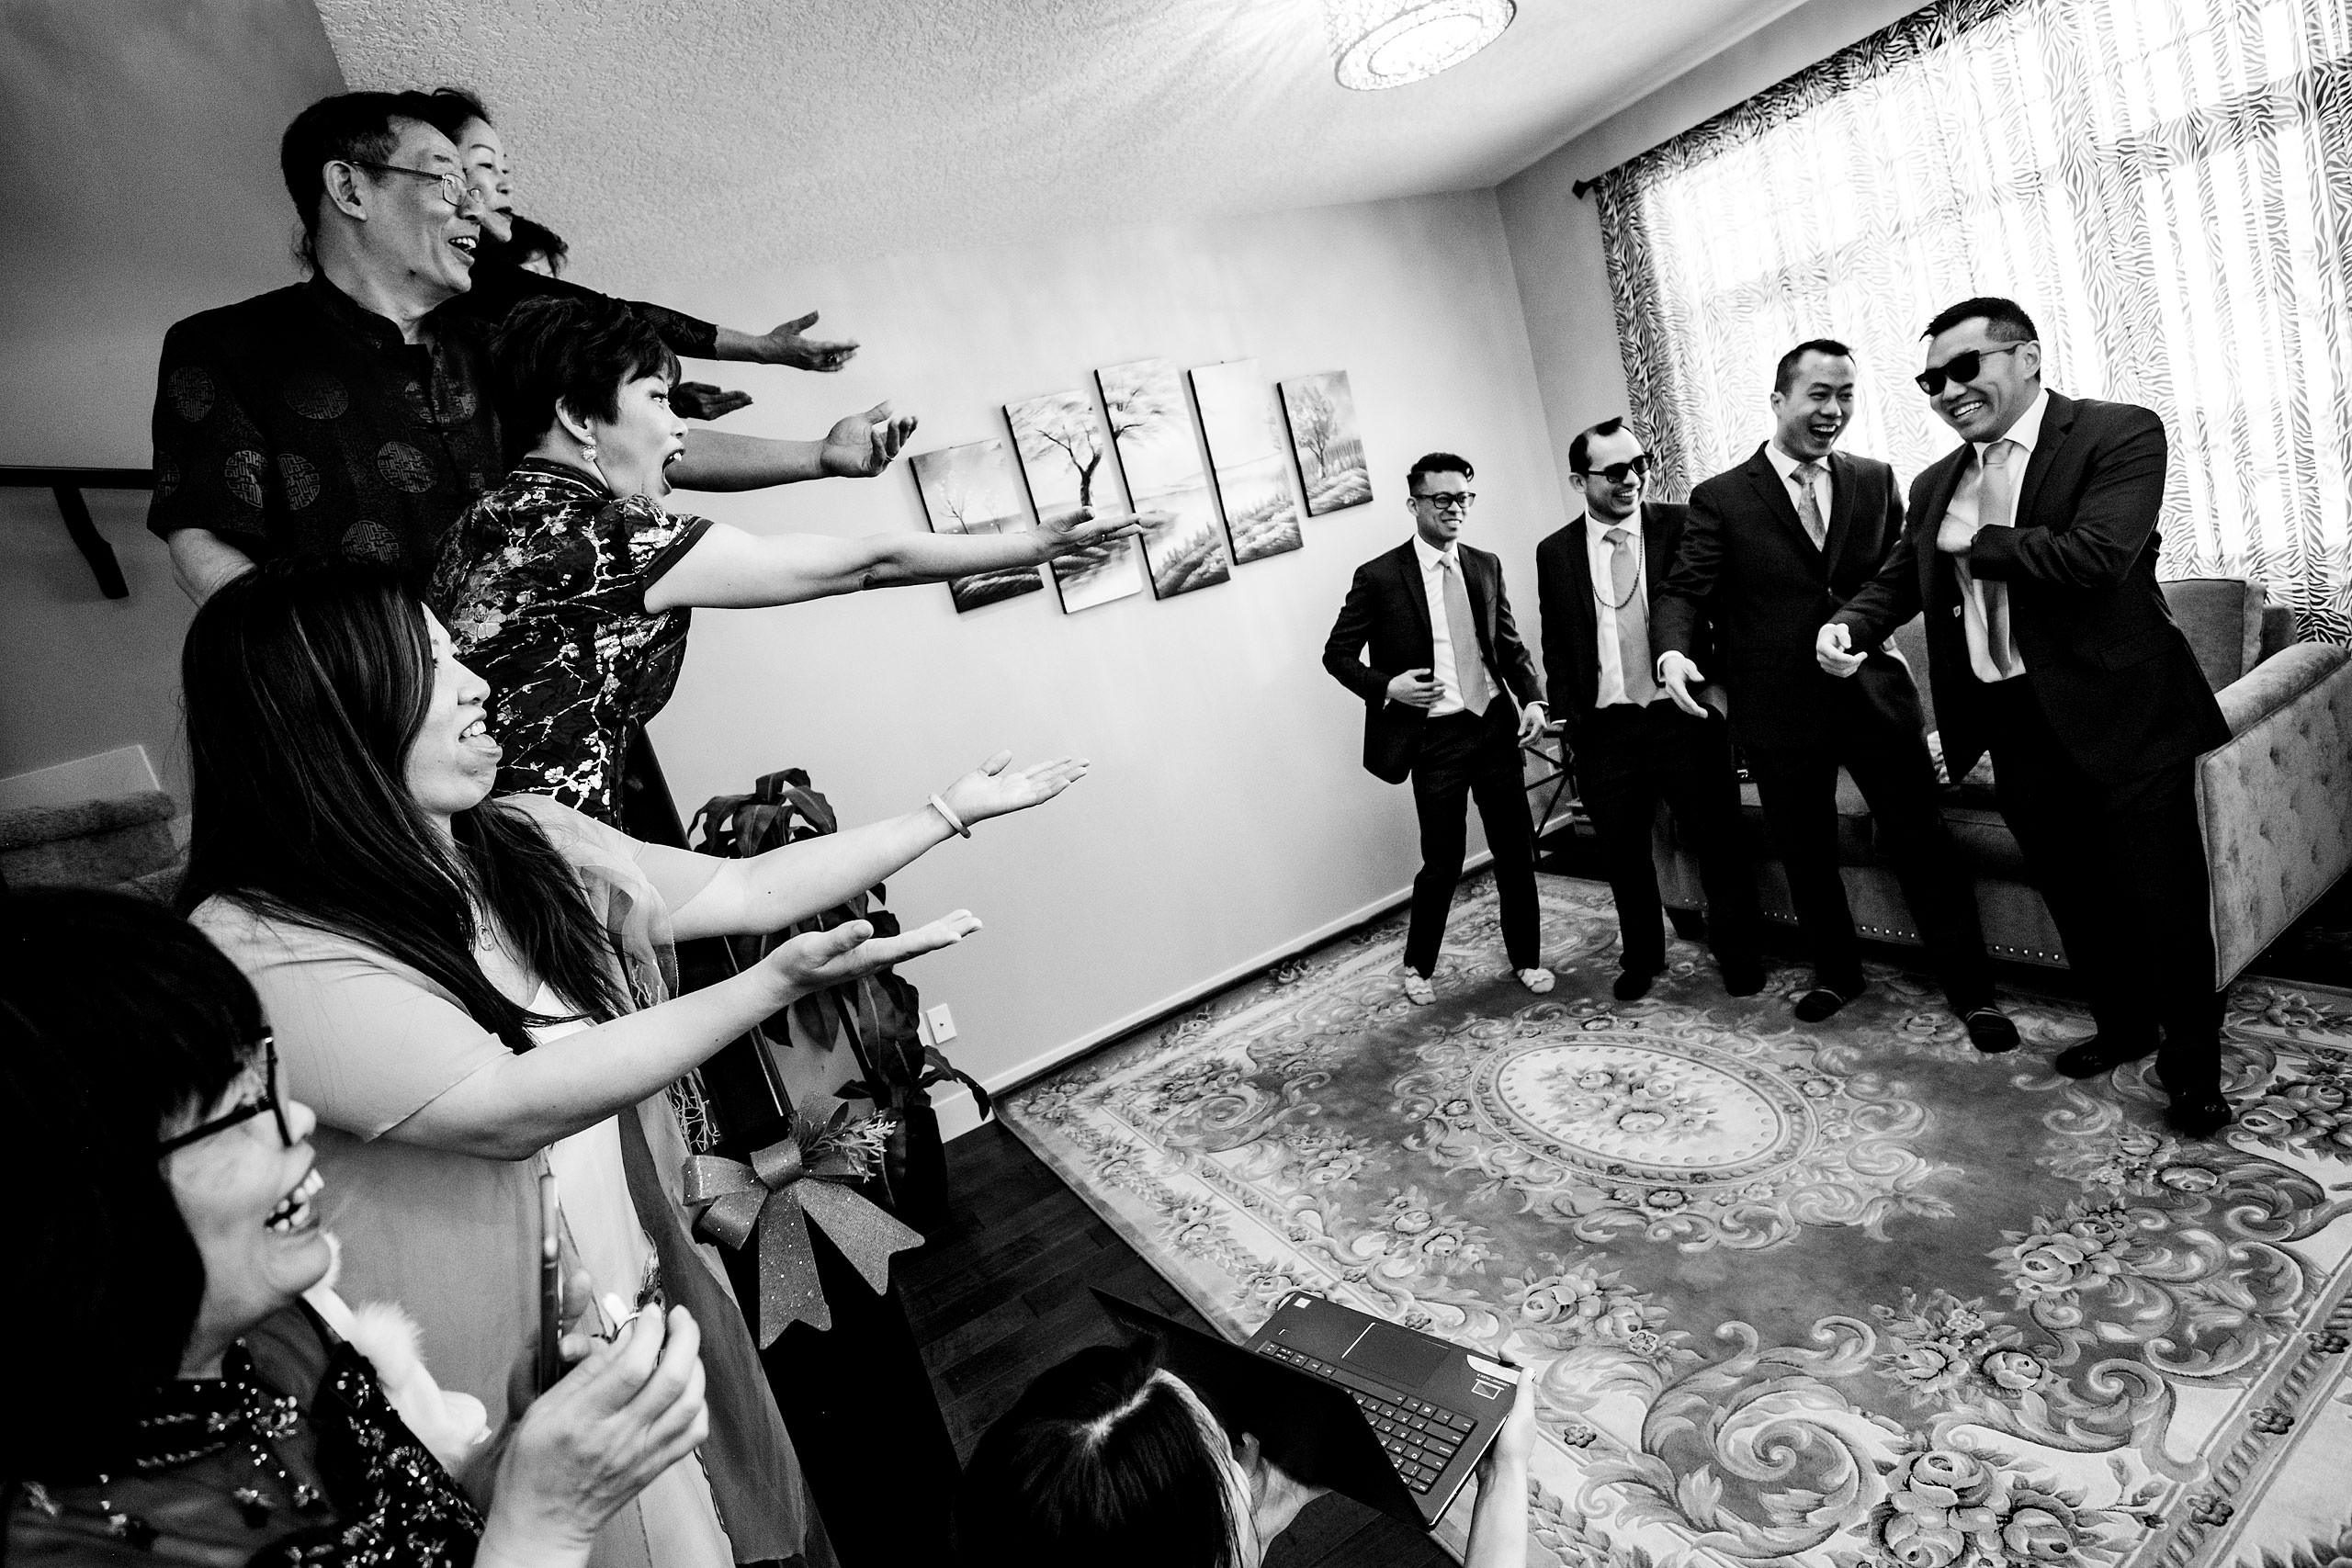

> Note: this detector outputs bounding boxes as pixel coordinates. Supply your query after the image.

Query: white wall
[1495,0,1926,514]
[0,0,343,801]
[641,191,1566,1111]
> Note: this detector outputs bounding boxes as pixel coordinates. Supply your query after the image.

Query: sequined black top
[6,1306,482,1566]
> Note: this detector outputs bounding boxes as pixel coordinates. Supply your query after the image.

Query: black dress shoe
[2052,1036,2157,1079]
[1793,984,1863,1022]
[2164,1096,2233,1137]
[1962,1007,2019,1054]
[1720,963,1767,998]
[1613,969,1657,1002]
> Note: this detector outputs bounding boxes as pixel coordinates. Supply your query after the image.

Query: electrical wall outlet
[926,1004,957,1043]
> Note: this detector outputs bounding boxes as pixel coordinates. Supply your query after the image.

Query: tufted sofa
[1652,580,2352,987]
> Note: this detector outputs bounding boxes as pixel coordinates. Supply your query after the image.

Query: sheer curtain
[1594,0,2352,638]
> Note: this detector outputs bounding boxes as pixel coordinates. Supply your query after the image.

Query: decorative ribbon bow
[681,1107,922,1344]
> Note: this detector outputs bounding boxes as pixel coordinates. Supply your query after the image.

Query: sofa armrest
[2199,643,2352,985]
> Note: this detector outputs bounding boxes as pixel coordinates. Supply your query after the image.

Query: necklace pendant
[233,1485,271,1527]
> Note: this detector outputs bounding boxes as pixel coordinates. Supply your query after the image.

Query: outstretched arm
[644,510,1141,612]
[711,312,858,373]
[666,403,917,491]
[657,751,1089,941]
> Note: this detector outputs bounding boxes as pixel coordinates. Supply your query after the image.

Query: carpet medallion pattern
[998,876,2352,1568]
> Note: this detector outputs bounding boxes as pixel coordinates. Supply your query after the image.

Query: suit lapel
[1640,503,1672,599]
[1742,446,1819,564]
[2012,391,2075,533]
[1564,518,1598,660]
[1820,452,1859,576]
[1392,540,1434,656]
[1915,447,1970,610]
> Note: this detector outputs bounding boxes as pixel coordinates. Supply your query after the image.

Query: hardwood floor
[899,1120,1451,1566]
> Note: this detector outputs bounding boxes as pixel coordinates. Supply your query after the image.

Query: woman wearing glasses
[172,558,1087,1566]
[1,888,711,1568]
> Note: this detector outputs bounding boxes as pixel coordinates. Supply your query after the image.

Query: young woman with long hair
[177,557,1087,1566]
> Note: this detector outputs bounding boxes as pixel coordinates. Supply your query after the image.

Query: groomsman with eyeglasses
[1653,340,2018,1052]
[1533,418,1765,1001]
[1323,453,1555,1007]
[1819,297,2232,1134]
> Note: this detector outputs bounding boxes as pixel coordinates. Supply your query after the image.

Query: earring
[580,438,598,463]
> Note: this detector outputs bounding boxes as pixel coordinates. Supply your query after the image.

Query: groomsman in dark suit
[1653,340,2017,1051]
[1534,418,1764,1001]
[1324,452,1555,1006]
[1822,297,2233,1134]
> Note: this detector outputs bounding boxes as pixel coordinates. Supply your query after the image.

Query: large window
[1596,0,2352,637]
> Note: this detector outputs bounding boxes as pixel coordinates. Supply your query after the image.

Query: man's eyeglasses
[347,161,474,212]
[1412,492,1476,512]
[1575,455,1650,486]
[158,1035,293,1156]
[1915,342,2029,397]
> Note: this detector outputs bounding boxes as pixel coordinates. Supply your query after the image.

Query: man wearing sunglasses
[1820,297,2231,1134]
[1654,340,2013,1050]
[1324,453,1554,1006]
[1534,418,1763,1002]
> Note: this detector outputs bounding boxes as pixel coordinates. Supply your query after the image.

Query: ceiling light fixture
[1325,0,1515,90]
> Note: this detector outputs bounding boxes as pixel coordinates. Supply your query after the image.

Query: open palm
[941,750,1090,826]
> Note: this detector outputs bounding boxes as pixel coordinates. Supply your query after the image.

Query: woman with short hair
[0,887,710,1568]
[433,291,1135,820]
[177,557,1082,1566]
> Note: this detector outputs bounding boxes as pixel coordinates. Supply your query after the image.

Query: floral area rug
[996,874,2352,1568]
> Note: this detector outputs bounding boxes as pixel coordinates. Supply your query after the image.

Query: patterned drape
[1595,0,2352,639]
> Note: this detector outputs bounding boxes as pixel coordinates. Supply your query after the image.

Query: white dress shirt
[1762,441,1833,543]
[1412,534,1470,716]
[1949,386,2049,682]
[1583,509,1648,706]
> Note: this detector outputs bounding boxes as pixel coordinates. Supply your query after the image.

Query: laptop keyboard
[1259,1343,1474,1493]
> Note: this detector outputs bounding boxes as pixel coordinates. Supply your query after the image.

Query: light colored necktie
[1604,526,1658,705]
[1793,462,1828,549]
[1440,555,1494,716]
[1978,440,2018,676]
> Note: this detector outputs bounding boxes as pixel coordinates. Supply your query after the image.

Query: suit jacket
[1533,502,1701,742]
[1653,445,1923,748]
[1834,392,2230,785]
[1323,538,1543,784]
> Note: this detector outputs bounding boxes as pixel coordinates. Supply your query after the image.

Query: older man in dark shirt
[151,91,915,602]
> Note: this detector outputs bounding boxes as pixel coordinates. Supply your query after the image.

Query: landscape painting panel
[1279,369,1373,515]
[1005,389,1145,614]
[910,439,1043,614]
[1097,356,1232,598]
[1189,359,1303,563]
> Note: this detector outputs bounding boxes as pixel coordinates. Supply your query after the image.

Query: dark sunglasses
[1915,342,2029,396]
[1576,454,1650,485]
[157,1035,294,1156]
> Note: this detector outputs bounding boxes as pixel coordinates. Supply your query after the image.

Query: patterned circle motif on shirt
[438,378,479,421]
[153,455,180,502]
[278,453,322,510]
[282,368,350,421]
[168,366,216,423]
[223,450,268,509]
[343,521,401,562]
[378,441,435,493]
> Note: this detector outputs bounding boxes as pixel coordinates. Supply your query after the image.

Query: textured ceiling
[318,0,1804,295]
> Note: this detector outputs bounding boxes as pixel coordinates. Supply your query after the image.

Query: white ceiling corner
[315,0,1804,296]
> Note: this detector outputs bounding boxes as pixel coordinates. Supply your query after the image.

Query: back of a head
[955,1338,1245,1568]
[278,89,448,268]
[493,293,679,446]
[0,888,266,1480]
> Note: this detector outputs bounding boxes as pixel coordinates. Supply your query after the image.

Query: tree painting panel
[1096,356,1232,599]
[1188,359,1303,564]
[1005,389,1146,614]
[1279,370,1373,515]
[910,439,1044,614]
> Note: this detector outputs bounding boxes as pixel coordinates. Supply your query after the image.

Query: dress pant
[1980,678,2222,1100]
[1403,704,1542,976]
[1744,706,1993,1010]
[1575,700,1762,978]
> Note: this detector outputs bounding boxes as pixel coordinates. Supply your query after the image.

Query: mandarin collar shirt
[147,273,505,595]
